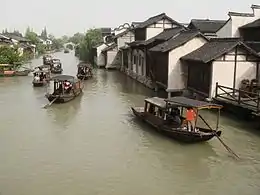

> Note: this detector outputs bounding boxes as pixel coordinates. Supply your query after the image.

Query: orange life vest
[186,109,196,121]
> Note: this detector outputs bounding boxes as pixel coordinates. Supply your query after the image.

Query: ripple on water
[0,54,260,195]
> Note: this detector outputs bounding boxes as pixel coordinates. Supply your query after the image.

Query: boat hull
[51,69,63,74]
[45,88,83,104]
[15,70,30,76]
[77,74,92,80]
[131,107,221,143]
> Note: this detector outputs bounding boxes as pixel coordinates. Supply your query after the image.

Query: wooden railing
[215,82,260,113]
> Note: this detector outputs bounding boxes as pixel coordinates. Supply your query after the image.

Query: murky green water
[0,52,259,195]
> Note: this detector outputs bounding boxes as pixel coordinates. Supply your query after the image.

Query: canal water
[0,52,259,195]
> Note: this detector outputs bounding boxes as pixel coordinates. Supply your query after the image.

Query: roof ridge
[148,13,166,19]
[228,11,254,17]
[251,4,260,9]
[191,19,226,22]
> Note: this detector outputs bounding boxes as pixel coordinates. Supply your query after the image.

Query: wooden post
[215,82,218,98]
[233,46,238,95]
[216,109,220,130]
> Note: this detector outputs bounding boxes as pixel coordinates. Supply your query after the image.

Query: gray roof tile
[150,30,205,52]
[181,38,260,63]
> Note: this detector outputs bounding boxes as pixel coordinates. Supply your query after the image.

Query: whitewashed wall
[97,44,108,67]
[167,37,207,92]
[217,6,260,38]
[117,31,134,49]
[231,15,257,37]
[105,47,121,69]
[216,19,232,37]
[210,50,258,98]
[146,19,178,40]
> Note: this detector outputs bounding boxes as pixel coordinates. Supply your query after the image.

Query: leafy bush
[0,46,22,64]
[78,28,102,65]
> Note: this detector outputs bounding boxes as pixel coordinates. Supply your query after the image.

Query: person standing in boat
[186,107,196,131]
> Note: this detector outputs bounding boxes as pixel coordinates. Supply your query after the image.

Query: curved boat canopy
[51,75,79,83]
[77,62,91,67]
[165,96,223,109]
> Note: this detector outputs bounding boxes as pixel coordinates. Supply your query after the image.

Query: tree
[78,28,102,65]
[25,28,39,45]
[41,27,48,40]
[0,46,22,64]
[12,29,23,37]
[66,44,74,50]
[69,33,85,45]
[61,35,69,43]
[52,38,63,50]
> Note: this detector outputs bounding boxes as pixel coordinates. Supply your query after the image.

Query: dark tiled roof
[132,22,142,27]
[188,19,226,33]
[244,42,260,53]
[240,18,260,29]
[181,38,260,63]
[4,33,30,42]
[135,13,182,29]
[113,29,132,38]
[251,4,260,9]
[101,43,117,52]
[228,12,254,17]
[100,28,112,33]
[127,40,145,47]
[0,34,11,40]
[142,27,184,46]
[150,30,205,52]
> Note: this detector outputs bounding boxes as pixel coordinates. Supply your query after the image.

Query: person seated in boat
[186,107,196,132]
[34,74,40,82]
[39,73,44,81]
[166,108,181,126]
[148,104,155,115]
[79,67,85,75]
[172,108,181,126]
[64,80,72,93]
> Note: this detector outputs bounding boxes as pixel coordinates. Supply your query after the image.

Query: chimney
[251,4,260,18]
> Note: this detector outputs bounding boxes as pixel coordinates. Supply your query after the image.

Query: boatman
[186,107,196,131]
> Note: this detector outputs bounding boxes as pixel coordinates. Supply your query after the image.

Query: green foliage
[69,33,85,45]
[41,27,48,40]
[61,35,69,43]
[0,46,22,64]
[52,38,63,50]
[36,44,46,55]
[66,44,74,50]
[78,28,102,65]
[25,27,39,45]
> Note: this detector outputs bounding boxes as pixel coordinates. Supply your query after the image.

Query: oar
[198,114,239,159]
[43,96,59,109]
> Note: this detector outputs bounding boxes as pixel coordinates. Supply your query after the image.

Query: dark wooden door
[187,62,212,96]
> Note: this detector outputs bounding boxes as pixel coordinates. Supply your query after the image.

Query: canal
[0,52,259,195]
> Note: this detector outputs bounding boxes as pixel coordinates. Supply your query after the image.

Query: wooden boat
[76,62,93,80]
[43,55,52,65]
[45,75,83,103]
[131,96,223,143]
[0,64,15,77]
[51,59,63,74]
[32,70,51,87]
[15,69,31,76]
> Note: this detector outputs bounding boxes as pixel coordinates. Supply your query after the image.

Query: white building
[180,38,260,99]
[123,13,184,88]
[216,4,260,38]
[149,30,208,97]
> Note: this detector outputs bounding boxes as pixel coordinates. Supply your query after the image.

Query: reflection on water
[0,52,260,195]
